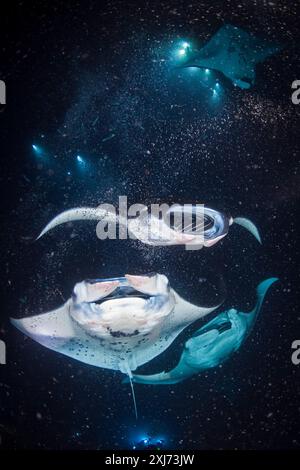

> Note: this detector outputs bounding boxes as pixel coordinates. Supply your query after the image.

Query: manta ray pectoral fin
[238,277,278,331]
[10,301,75,351]
[127,331,222,386]
[250,277,279,319]
[232,217,262,244]
[36,207,116,240]
[173,291,222,324]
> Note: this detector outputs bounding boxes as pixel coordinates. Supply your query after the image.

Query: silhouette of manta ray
[178,24,281,89]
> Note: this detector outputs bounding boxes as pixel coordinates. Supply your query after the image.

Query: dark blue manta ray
[129,278,278,385]
[179,24,281,89]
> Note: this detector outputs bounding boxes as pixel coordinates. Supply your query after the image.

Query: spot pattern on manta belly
[137,337,147,346]
[107,327,140,338]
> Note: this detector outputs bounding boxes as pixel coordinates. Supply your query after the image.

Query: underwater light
[205,68,210,73]
[132,434,166,450]
[177,41,191,57]
[32,144,43,155]
[178,48,186,56]
[76,155,84,163]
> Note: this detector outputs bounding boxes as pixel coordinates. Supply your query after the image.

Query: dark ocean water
[0,0,299,450]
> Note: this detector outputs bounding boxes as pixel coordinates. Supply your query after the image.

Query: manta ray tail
[124,363,138,420]
[36,207,113,240]
[232,217,262,244]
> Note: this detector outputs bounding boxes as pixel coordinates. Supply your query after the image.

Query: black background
[0,0,299,450]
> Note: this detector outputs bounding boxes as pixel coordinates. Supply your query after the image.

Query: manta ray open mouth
[92,285,151,305]
[69,274,175,339]
[194,319,232,337]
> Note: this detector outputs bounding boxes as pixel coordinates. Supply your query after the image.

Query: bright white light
[182,42,190,49]
[205,68,210,73]
[77,155,84,163]
[216,82,220,87]
[178,48,186,56]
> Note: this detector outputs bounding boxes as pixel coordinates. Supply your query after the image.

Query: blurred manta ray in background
[179,24,281,89]
[36,205,261,247]
[11,273,220,418]
[129,278,278,385]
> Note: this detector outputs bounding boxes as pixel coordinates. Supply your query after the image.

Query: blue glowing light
[32,144,42,154]
[67,171,71,176]
[131,431,168,450]
[205,68,210,73]
[216,82,220,87]
[177,41,191,57]
[178,48,186,56]
[76,155,84,163]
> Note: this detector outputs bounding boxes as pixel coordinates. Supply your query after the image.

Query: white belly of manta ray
[11,273,219,417]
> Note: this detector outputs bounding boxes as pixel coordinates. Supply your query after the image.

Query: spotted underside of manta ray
[11,273,222,417]
[11,272,219,403]
[179,24,281,89]
[129,278,278,385]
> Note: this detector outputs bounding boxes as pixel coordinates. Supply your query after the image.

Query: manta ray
[11,273,219,417]
[36,205,261,247]
[179,24,281,89]
[129,278,278,385]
